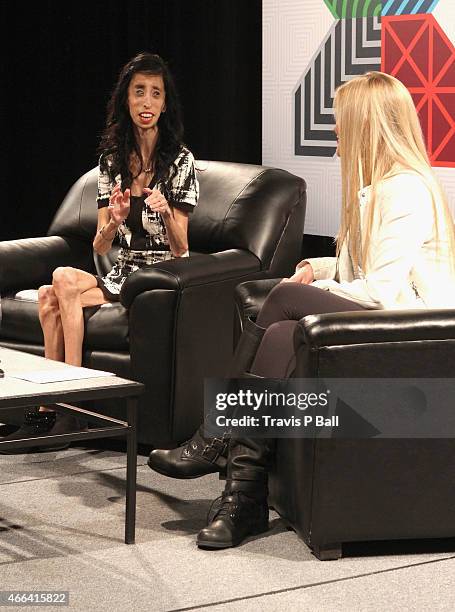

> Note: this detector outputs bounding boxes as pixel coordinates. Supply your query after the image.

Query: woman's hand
[108,184,130,226]
[143,187,188,256]
[143,188,171,217]
[282,261,314,284]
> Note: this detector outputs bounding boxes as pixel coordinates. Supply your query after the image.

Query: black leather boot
[197,433,273,548]
[228,317,266,377]
[147,426,229,479]
[197,478,269,549]
[32,412,82,452]
[0,409,81,454]
[148,318,266,479]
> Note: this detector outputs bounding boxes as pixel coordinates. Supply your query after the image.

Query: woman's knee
[38,285,59,318]
[268,281,311,303]
[256,320,298,362]
[251,320,298,377]
[259,282,303,327]
[52,267,79,298]
[263,320,298,345]
[259,282,317,327]
[38,285,57,306]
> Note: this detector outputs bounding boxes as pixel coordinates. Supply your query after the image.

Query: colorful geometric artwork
[295,0,454,166]
[323,0,440,19]
[294,17,381,157]
[381,1,441,16]
[323,0,382,18]
[383,14,455,167]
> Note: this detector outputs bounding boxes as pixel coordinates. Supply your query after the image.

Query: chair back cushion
[48,167,99,242]
[190,160,305,267]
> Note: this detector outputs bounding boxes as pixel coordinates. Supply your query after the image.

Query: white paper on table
[9,367,116,384]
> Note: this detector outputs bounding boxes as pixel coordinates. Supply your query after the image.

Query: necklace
[144,167,152,173]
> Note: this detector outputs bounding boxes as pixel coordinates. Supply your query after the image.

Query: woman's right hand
[282,261,314,284]
[108,184,131,226]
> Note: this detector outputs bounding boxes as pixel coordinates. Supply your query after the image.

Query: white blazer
[306,172,455,310]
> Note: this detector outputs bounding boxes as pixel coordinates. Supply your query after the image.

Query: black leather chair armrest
[120,249,261,308]
[234,278,283,321]
[296,308,455,348]
[0,236,92,292]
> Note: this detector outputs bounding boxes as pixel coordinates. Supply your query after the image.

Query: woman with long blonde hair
[322,70,455,309]
[148,71,455,549]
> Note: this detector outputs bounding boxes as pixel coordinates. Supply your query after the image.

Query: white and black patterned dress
[96,147,198,300]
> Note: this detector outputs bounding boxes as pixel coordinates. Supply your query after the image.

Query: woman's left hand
[281,262,314,284]
[143,188,171,217]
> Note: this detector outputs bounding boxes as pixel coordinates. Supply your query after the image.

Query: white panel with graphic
[263,0,455,237]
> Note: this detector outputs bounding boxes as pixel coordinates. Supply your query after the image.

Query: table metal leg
[125,397,138,544]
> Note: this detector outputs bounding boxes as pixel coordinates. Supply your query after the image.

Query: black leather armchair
[235,279,455,560]
[0,161,306,447]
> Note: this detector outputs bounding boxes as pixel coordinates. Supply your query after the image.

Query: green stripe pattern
[323,0,383,18]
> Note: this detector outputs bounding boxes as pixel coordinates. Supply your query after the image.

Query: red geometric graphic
[382,14,455,168]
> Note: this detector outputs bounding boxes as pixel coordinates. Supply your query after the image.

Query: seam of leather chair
[185,267,261,291]
[142,266,181,287]
[311,340,455,352]
[180,267,263,292]
[300,328,455,347]
[307,435,320,546]
[144,256,261,291]
[220,170,268,226]
[168,290,183,436]
[267,196,302,271]
[77,173,90,231]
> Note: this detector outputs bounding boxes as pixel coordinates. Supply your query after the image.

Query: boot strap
[201,436,228,462]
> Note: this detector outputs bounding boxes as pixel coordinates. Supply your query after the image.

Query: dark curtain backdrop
[1,0,262,241]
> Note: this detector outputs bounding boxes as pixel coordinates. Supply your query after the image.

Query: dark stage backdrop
[1,0,262,241]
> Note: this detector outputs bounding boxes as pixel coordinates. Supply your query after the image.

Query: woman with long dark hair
[149,71,455,549]
[4,52,198,453]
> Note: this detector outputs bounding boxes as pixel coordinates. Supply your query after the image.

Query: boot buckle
[201,437,227,462]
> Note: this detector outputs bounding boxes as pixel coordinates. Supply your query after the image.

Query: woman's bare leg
[52,267,109,367]
[37,284,65,412]
[38,285,65,362]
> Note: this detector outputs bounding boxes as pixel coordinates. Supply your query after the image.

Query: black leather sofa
[0,161,306,447]
[235,278,455,560]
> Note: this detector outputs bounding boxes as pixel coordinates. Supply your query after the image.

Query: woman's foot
[0,409,81,454]
[197,489,269,549]
[32,412,82,452]
[147,427,229,479]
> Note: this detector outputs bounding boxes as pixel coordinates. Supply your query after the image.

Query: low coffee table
[0,347,144,544]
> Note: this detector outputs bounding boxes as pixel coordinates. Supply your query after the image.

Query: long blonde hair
[334,71,455,271]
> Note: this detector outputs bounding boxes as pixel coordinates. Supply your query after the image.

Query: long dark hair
[98,52,184,190]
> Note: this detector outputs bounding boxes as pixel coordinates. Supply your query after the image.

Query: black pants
[228,282,368,486]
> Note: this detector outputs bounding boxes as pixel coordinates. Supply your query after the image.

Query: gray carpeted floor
[0,446,454,611]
